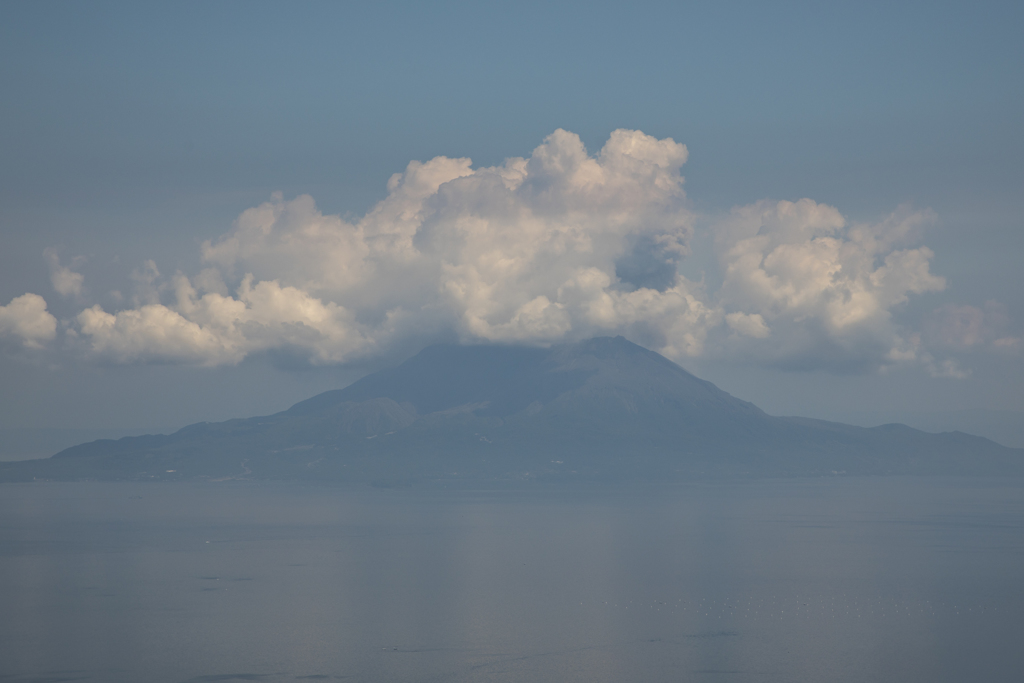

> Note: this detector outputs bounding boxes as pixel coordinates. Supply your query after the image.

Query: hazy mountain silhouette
[2,337,1020,483]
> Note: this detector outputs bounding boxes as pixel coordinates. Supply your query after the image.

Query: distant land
[0,427,172,463]
[1,337,1020,484]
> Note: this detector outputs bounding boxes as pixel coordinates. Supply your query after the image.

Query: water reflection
[0,478,1021,682]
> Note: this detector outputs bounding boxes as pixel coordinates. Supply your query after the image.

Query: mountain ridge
[2,336,1020,483]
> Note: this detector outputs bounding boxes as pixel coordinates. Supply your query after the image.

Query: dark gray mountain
[2,337,1020,483]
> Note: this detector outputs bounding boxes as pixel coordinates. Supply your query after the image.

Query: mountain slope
[2,337,1020,483]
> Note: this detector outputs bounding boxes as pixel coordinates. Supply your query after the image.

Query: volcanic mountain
[2,336,1020,483]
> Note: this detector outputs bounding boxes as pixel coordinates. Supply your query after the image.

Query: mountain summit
[3,337,1020,483]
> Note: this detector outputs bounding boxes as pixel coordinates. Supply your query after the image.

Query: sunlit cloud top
[3,128,997,376]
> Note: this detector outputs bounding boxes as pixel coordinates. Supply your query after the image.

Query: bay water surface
[1,477,1022,682]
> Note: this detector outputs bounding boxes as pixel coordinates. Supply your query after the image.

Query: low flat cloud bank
[3,129,1014,375]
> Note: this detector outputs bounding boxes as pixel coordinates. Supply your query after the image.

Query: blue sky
[1,1,1022,447]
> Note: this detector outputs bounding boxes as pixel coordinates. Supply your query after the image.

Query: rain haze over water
[2,478,1021,683]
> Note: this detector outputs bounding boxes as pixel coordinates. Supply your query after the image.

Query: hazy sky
[1,1,1022,441]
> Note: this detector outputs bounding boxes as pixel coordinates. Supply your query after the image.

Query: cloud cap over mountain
[3,129,981,376]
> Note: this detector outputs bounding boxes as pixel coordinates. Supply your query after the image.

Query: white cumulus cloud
[8,128,972,376]
[712,200,946,371]
[73,128,711,365]
[0,293,58,349]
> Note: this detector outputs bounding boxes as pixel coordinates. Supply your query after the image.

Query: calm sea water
[1,478,1022,682]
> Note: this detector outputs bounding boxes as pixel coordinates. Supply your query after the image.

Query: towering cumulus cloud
[11,128,953,373]
[72,129,716,365]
